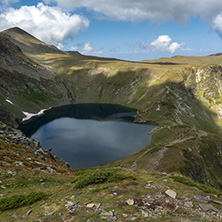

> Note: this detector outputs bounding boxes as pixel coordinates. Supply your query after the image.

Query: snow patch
[6,99,14,105]
[22,108,51,121]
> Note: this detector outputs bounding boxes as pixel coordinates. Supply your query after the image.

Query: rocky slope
[0,121,70,175]
[0,26,222,215]
[1,167,222,221]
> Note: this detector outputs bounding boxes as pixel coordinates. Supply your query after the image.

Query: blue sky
[1,0,222,61]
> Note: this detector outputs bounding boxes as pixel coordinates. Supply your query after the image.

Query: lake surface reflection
[20,104,154,168]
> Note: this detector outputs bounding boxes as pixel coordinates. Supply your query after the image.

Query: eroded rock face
[184,66,222,121]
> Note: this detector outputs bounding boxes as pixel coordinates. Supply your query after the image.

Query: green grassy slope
[0,168,222,221]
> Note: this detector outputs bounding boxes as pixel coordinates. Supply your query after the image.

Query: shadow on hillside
[19,67,221,134]
[138,61,187,65]
[132,79,220,133]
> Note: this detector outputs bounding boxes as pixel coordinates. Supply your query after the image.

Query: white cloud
[46,0,222,23]
[213,13,222,39]
[151,35,172,51]
[70,46,78,51]
[136,35,186,53]
[169,42,184,53]
[57,43,64,50]
[0,3,90,45]
[81,42,102,55]
[82,42,93,53]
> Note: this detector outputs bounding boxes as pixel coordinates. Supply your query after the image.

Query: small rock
[7,171,16,176]
[131,217,137,221]
[0,194,6,197]
[87,203,95,208]
[70,195,76,201]
[39,179,44,182]
[184,201,193,208]
[123,213,128,218]
[113,192,118,196]
[141,210,149,218]
[165,189,177,199]
[46,166,56,174]
[14,161,24,167]
[195,195,212,202]
[101,210,114,218]
[0,185,6,189]
[199,203,218,212]
[144,196,154,204]
[156,105,161,111]
[27,209,32,216]
[76,191,82,195]
[126,199,134,205]
[94,203,101,209]
[65,201,79,212]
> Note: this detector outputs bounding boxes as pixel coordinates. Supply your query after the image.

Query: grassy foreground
[0,169,222,221]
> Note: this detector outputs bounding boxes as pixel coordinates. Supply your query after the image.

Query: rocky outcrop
[0,121,70,175]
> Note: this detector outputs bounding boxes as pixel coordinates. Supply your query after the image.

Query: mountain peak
[4,27,32,35]
[2,27,43,45]
[1,27,64,55]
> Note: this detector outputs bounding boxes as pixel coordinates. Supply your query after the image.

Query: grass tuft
[0,192,48,211]
[73,169,135,189]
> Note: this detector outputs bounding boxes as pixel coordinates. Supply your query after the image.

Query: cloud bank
[46,0,222,23]
[151,35,186,53]
[44,0,222,41]
[0,3,89,45]
[213,13,222,39]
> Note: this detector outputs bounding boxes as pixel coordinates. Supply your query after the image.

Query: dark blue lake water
[20,104,154,168]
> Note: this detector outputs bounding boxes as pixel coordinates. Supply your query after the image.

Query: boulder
[126,199,134,205]
[199,203,218,212]
[165,189,177,199]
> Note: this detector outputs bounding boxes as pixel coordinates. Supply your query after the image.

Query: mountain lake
[19,104,155,168]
